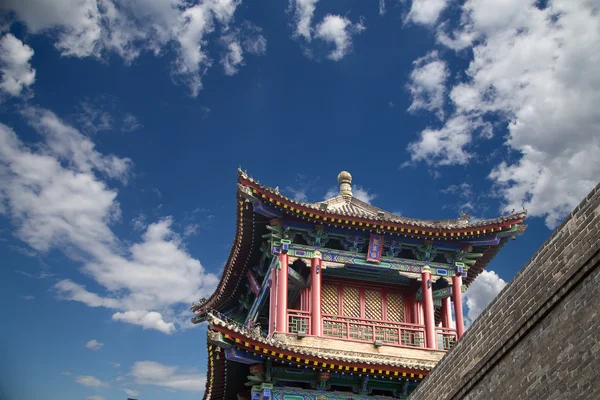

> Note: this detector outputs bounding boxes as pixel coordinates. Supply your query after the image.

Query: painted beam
[416,285,467,302]
[287,244,457,278]
[245,257,277,326]
[287,265,307,288]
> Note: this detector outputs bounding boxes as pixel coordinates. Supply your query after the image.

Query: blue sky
[0,1,598,399]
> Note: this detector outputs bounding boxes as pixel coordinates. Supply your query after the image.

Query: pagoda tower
[192,170,527,400]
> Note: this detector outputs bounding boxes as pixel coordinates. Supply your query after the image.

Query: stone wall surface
[409,183,600,400]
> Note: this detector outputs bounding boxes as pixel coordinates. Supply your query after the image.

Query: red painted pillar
[276,253,289,333]
[452,274,465,339]
[269,263,277,335]
[441,296,451,328]
[310,251,322,336]
[421,267,436,349]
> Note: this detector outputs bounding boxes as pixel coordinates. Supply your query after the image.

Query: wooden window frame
[322,280,406,323]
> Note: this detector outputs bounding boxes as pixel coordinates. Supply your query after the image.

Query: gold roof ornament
[337,171,353,197]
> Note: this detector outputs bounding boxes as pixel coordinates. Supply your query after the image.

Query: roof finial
[338,171,352,197]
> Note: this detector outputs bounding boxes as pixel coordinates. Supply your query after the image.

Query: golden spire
[337,171,352,197]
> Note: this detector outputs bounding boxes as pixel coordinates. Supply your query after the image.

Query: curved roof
[238,168,526,233]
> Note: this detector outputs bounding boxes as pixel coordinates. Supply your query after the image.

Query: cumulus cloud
[406,0,600,228]
[406,0,449,25]
[407,51,449,120]
[0,33,35,99]
[75,375,109,387]
[85,339,104,351]
[289,1,364,60]
[221,36,244,76]
[0,109,218,333]
[0,0,265,96]
[112,310,176,334]
[315,15,365,61]
[290,0,320,41]
[131,361,206,392]
[463,270,507,323]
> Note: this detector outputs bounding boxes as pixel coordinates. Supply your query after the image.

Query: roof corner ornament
[338,171,353,197]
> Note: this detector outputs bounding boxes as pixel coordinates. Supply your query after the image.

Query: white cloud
[121,114,142,133]
[407,51,449,119]
[22,107,131,182]
[131,361,206,392]
[132,214,147,232]
[112,310,176,334]
[353,186,377,204]
[22,295,35,300]
[407,0,600,228]
[0,33,35,98]
[0,109,218,334]
[86,396,106,400]
[221,36,244,76]
[406,0,449,25]
[0,0,264,96]
[85,339,104,351]
[123,388,139,397]
[379,0,386,15]
[463,270,507,323]
[407,115,483,166]
[315,15,365,61]
[60,371,72,376]
[76,101,113,134]
[75,375,109,387]
[111,362,120,368]
[323,185,376,204]
[183,223,199,237]
[290,0,320,41]
[286,187,308,202]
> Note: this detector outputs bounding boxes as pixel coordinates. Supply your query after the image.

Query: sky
[0,0,598,399]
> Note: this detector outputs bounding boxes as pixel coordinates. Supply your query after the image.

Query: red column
[441,296,451,328]
[310,251,322,336]
[268,263,277,335]
[421,267,436,349]
[452,274,465,339]
[276,253,289,333]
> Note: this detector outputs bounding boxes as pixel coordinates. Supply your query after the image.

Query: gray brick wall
[409,183,600,400]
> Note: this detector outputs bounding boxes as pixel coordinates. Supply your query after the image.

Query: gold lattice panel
[364,289,382,320]
[321,284,339,315]
[343,287,361,317]
[386,292,405,322]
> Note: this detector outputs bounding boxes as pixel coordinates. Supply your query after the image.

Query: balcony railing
[321,313,426,349]
[436,326,457,350]
[286,311,457,351]
[287,309,311,334]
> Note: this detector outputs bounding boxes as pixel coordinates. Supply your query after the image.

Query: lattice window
[386,292,405,322]
[364,289,382,320]
[321,284,339,315]
[343,286,361,318]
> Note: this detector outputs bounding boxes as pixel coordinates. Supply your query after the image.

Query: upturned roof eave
[237,168,527,232]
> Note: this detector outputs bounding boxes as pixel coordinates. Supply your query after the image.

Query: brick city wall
[409,183,600,400]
